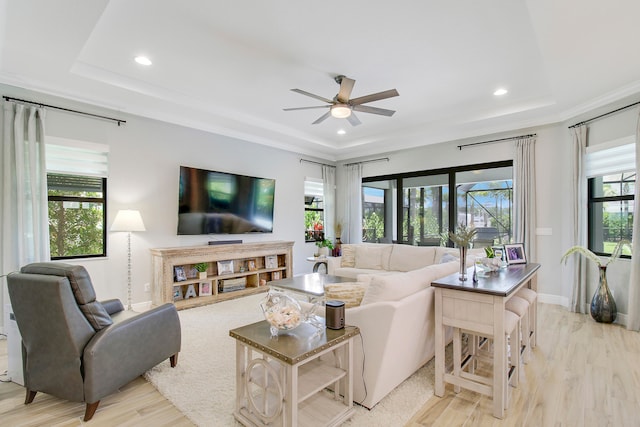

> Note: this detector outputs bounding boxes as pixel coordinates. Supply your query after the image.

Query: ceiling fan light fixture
[331,104,351,118]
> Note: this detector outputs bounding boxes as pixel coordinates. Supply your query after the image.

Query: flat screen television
[177,166,275,235]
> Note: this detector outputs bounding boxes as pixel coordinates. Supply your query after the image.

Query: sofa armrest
[82,303,181,403]
[327,256,342,275]
[99,299,124,315]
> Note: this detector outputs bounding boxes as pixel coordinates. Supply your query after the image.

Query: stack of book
[218,277,246,293]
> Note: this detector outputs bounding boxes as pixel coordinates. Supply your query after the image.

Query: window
[46,138,109,259]
[304,178,324,242]
[363,161,513,247]
[587,136,635,257]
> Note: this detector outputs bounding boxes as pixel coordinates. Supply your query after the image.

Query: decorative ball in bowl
[261,291,302,337]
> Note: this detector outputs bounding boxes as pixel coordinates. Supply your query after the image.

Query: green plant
[561,240,631,267]
[194,262,209,272]
[448,224,478,248]
[315,239,334,250]
[484,246,496,258]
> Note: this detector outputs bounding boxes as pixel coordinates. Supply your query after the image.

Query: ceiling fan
[283,75,399,126]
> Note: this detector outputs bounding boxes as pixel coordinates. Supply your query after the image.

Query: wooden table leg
[435,288,445,397]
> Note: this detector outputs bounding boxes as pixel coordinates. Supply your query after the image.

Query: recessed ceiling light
[493,88,508,96]
[337,129,346,135]
[134,56,152,66]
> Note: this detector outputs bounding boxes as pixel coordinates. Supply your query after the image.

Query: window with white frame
[586,136,635,257]
[46,137,109,259]
[304,178,324,242]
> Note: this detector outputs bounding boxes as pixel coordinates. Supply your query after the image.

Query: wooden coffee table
[268,272,352,302]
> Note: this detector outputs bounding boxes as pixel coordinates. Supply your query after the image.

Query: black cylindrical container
[325,300,345,330]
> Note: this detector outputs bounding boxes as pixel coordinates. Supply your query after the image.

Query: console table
[432,263,540,419]
[230,320,359,427]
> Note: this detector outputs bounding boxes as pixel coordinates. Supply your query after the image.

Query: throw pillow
[341,244,356,267]
[324,283,367,308]
[440,253,458,263]
[355,245,385,270]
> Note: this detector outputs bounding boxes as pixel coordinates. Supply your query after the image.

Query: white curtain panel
[627,111,640,331]
[322,165,336,241]
[1,102,50,278]
[343,163,363,244]
[569,125,589,313]
[513,136,537,262]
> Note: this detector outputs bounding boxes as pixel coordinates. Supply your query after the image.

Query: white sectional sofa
[319,243,483,409]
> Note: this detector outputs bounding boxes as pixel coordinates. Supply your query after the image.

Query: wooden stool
[506,295,530,363]
[453,310,520,410]
[516,287,537,348]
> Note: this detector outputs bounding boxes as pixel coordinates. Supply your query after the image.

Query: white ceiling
[1,0,640,160]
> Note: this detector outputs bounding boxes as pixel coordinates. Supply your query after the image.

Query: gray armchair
[7,262,181,421]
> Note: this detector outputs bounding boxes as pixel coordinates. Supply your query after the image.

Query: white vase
[319,247,329,257]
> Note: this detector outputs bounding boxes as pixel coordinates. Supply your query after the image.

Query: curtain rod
[343,157,390,167]
[568,100,640,129]
[3,96,126,126]
[457,134,536,150]
[300,158,336,168]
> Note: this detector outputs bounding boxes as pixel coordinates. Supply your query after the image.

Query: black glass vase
[590,265,617,323]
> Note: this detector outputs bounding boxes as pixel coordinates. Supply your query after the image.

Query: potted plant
[448,224,478,281]
[561,240,631,323]
[315,239,334,258]
[194,262,209,280]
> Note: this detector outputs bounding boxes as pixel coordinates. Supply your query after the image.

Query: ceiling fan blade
[291,88,333,104]
[283,105,330,111]
[349,89,399,105]
[346,112,362,127]
[312,111,332,124]
[336,76,355,103]
[352,104,396,116]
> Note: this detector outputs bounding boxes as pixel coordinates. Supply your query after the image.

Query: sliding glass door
[362,161,513,247]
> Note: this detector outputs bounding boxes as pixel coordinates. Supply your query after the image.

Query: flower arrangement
[561,240,631,267]
[448,224,478,248]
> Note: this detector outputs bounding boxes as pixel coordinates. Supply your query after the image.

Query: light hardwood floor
[1,303,638,426]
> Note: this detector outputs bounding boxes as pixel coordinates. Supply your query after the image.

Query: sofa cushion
[355,245,386,269]
[324,282,367,308]
[360,261,459,305]
[388,245,437,272]
[341,244,356,267]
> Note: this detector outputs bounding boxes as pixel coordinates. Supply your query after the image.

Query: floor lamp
[111,209,146,310]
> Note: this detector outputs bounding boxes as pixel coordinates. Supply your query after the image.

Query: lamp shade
[111,209,146,232]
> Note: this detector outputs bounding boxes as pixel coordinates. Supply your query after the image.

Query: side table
[230,320,360,427]
[306,256,329,273]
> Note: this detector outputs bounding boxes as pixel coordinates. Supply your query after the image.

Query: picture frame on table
[173,286,184,301]
[272,271,281,280]
[217,260,234,275]
[247,259,257,271]
[491,246,505,262]
[174,266,187,282]
[199,281,213,296]
[504,243,527,264]
[265,255,277,269]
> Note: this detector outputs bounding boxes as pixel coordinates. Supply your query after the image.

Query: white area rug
[145,294,436,426]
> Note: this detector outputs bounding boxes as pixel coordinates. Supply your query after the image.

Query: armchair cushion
[21,262,112,330]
